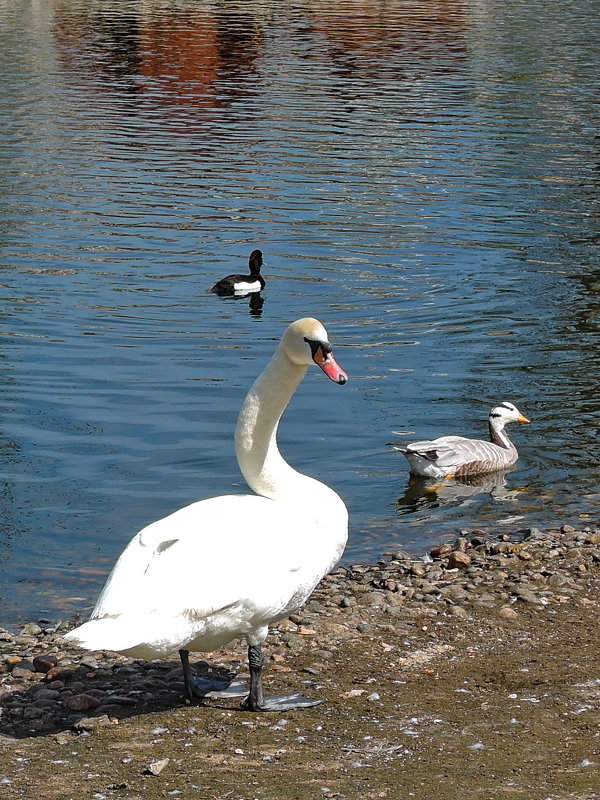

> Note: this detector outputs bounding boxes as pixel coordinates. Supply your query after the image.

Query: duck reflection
[214,292,265,317]
[396,469,523,513]
[248,293,265,317]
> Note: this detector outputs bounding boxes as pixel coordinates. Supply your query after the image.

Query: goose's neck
[235,348,313,500]
[488,419,515,451]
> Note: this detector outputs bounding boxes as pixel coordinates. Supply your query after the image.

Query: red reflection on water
[52,8,263,120]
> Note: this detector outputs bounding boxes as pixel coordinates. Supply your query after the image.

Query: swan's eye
[304,337,331,360]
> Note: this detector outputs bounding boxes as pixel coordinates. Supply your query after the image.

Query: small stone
[144,758,170,776]
[33,698,59,709]
[11,666,35,680]
[53,731,73,745]
[45,667,75,682]
[65,694,101,712]
[516,589,541,604]
[447,552,472,570]
[31,688,61,701]
[430,544,452,559]
[363,592,385,607]
[442,586,470,603]
[498,606,519,620]
[33,655,58,674]
[99,695,135,706]
[23,707,44,720]
[448,606,469,618]
[73,714,117,731]
[21,623,43,636]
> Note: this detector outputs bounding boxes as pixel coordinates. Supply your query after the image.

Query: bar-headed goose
[390,402,530,479]
[210,249,265,295]
[65,319,348,712]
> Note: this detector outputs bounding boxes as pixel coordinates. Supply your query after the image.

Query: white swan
[64,318,348,712]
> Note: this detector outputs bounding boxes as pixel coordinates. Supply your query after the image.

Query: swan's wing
[91,494,333,622]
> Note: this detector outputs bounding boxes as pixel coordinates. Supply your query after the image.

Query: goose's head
[489,401,530,425]
[282,318,348,385]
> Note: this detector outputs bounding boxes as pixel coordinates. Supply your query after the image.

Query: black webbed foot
[191,676,248,699]
[240,693,323,712]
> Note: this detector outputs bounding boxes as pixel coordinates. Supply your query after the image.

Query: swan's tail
[65,617,171,659]
[64,617,139,653]
[63,615,192,660]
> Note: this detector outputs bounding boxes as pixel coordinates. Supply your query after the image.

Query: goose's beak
[313,346,348,385]
[517,413,530,423]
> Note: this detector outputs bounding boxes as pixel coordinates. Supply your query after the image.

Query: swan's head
[282,318,348,384]
[489,402,530,425]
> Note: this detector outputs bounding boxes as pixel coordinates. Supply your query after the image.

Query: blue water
[0,0,598,624]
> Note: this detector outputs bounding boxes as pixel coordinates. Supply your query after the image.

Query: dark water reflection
[0,0,598,624]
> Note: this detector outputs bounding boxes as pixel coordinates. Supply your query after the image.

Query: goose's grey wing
[405,436,514,472]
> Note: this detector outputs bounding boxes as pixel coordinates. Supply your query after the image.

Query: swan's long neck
[488,418,515,451]
[235,347,317,501]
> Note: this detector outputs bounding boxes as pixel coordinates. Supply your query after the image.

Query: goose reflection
[396,469,523,513]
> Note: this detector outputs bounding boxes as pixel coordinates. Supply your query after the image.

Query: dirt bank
[0,523,599,799]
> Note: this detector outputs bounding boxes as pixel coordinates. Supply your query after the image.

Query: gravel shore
[1,523,599,798]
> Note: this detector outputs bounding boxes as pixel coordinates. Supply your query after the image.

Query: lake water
[0,0,598,625]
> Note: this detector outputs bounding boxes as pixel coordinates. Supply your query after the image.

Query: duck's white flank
[65,319,349,664]
[233,279,262,294]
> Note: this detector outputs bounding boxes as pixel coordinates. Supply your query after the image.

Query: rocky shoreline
[1,522,598,742]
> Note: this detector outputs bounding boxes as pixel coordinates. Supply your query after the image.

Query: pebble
[448,606,469,618]
[33,655,58,674]
[64,694,101,712]
[498,606,519,620]
[72,714,117,731]
[447,552,472,570]
[144,758,170,776]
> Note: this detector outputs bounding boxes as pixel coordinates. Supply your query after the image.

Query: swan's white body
[65,319,348,663]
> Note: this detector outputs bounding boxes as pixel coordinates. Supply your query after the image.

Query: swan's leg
[179,648,195,702]
[241,643,322,712]
[179,648,247,701]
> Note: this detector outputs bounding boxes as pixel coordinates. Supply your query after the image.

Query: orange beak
[313,346,348,385]
[517,413,530,423]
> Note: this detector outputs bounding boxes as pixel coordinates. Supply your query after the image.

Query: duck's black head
[249,249,263,275]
